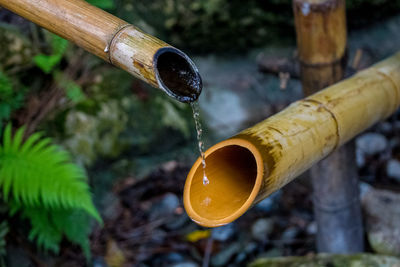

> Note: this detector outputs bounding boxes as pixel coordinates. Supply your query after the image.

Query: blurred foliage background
[115,0,400,53]
[0,0,399,266]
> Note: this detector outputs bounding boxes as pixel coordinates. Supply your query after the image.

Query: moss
[47,66,195,167]
[0,23,33,70]
[249,253,400,267]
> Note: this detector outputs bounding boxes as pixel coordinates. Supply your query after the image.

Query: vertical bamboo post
[293,0,364,252]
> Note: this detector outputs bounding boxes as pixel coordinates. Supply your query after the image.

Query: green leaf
[51,34,68,56]
[53,71,86,103]
[33,54,62,74]
[65,82,86,103]
[87,0,115,9]
[33,33,68,74]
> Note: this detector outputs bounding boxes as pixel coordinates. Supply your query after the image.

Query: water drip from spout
[190,101,209,185]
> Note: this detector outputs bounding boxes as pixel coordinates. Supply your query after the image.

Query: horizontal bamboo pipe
[0,0,202,102]
[184,52,400,227]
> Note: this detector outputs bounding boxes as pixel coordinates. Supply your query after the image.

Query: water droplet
[104,44,110,53]
[203,174,209,185]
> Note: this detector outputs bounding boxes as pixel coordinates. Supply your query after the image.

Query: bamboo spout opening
[154,48,202,103]
[184,139,264,227]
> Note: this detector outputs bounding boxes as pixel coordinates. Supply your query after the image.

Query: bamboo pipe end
[154,47,202,103]
[184,138,264,227]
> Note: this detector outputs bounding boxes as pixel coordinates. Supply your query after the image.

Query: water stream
[190,101,209,185]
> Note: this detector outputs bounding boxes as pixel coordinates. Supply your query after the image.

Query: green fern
[0,124,101,255]
[20,207,62,253]
[18,207,93,257]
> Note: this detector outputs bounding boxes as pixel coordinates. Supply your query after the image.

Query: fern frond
[52,209,92,258]
[0,124,101,222]
[20,207,62,253]
[15,205,92,257]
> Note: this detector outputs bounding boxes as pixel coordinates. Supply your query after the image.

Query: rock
[234,252,247,263]
[362,188,400,256]
[378,122,393,133]
[150,229,167,244]
[171,262,198,267]
[359,181,373,200]
[356,132,387,156]
[306,221,317,235]
[0,24,33,70]
[259,248,283,258]
[199,88,248,138]
[101,193,122,221]
[165,214,189,230]
[211,243,241,266]
[62,99,129,166]
[251,218,274,242]
[150,193,180,220]
[159,193,180,212]
[212,223,236,242]
[105,239,126,267]
[165,252,185,263]
[161,160,179,172]
[389,137,400,149]
[281,227,299,243]
[92,258,107,267]
[356,148,366,167]
[255,191,281,212]
[57,72,193,168]
[244,242,258,254]
[249,253,400,267]
[386,159,400,181]
[5,245,32,267]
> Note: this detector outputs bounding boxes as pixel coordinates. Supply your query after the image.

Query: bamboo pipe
[184,52,400,227]
[0,0,202,103]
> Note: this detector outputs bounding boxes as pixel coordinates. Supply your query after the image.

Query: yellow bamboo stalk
[184,52,400,227]
[0,0,202,102]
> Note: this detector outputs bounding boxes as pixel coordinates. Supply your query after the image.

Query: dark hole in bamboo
[154,48,202,103]
[189,145,258,221]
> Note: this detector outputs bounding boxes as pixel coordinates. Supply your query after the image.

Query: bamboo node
[107,24,135,64]
[312,194,360,213]
[302,99,340,150]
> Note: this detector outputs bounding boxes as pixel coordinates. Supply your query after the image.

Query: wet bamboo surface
[293,0,364,252]
[184,52,400,227]
[0,0,202,102]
